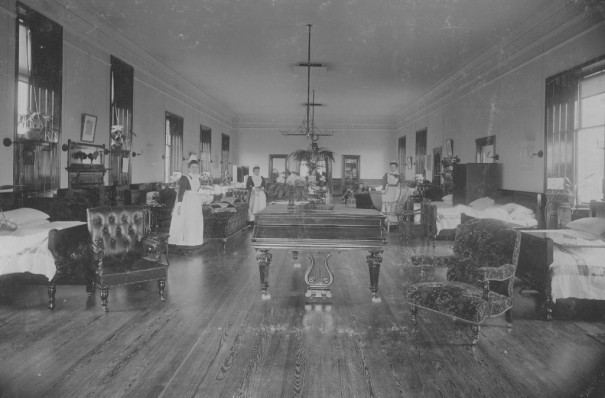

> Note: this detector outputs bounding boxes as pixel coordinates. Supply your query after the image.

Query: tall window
[398,136,406,172]
[546,56,605,205]
[109,55,134,186]
[415,129,427,176]
[109,56,134,186]
[199,125,212,173]
[14,3,62,193]
[164,112,183,182]
[221,133,230,179]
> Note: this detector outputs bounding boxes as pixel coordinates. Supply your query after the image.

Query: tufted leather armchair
[86,205,168,311]
[406,218,521,345]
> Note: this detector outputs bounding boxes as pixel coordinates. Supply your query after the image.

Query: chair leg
[100,287,109,311]
[158,279,166,301]
[47,282,56,310]
[410,305,418,323]
[505,309,513,328]
[471,324,480,345]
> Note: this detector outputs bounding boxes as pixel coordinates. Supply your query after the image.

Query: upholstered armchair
[406,218,521,345]
[86,205,168,311]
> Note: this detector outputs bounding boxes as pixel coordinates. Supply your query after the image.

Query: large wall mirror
[268,154,288,183]
[476,135,497,163]
[342,155,360,183]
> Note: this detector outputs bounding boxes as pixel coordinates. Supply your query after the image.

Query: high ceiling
[76,0,550,122]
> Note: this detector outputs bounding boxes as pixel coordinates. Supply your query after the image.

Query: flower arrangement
[199,171,212,186]
[110,125,124,150]
[169,172,182,187]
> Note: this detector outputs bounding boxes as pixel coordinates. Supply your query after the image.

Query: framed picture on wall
[81,114,97,142]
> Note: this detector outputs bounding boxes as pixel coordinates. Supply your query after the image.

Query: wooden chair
[86,205,168,311]
[406,218,521,345]
[396,198,435,245]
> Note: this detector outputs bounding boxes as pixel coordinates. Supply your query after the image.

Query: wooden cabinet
[65,140,108,207]
[452,163,500,205]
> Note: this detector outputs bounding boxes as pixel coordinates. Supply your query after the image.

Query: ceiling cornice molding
[395,0,603,129]
[235,114,396,131]
[12,0,236,127]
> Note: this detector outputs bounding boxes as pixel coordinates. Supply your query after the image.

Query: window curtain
[545,72,577,183]
[398,136,406,173]
[415,129,427,176]
[200,126,211,173]
[221,134,230,178]
[170,122,183,175]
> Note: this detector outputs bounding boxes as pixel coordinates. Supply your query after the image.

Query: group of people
[168,154,403,247]
[168,155,268,247]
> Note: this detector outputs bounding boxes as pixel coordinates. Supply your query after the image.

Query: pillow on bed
[468,197,494,211]
[566,217,605,237]
[3,208,49,225]
[441,194,453,203]
[501,203,535,219]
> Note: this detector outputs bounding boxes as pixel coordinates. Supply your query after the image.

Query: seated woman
[168,155,204,246]
[246,165,267,223]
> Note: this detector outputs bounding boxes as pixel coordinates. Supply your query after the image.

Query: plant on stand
[545,176,577,229]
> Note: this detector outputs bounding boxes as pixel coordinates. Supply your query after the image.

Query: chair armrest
[477,263,516,281]
[410,254,457,267]
[90,241,105,261]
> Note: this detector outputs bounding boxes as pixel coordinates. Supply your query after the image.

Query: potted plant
[545,176,577,228]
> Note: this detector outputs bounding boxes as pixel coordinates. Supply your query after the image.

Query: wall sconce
[3,138,13,147]
[131,151,142,157]
[530,150,544,158]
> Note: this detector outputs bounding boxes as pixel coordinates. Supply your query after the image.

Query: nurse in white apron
[169,155,204,246]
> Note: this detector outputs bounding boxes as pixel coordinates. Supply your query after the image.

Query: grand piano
[250,203,387,302]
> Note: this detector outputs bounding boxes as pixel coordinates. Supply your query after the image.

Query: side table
[143,232,170,265]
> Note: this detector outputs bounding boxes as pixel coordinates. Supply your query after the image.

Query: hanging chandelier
[281,24,334,141]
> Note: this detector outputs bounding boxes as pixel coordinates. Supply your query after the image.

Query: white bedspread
[432,202,538,233]
[0,220,85,281]
[531,229,605,302]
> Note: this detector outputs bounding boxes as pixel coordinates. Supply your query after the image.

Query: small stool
[143,232,170,265]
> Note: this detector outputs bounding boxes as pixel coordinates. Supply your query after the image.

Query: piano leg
[47,282,56,310]
[367,250,383,303]
[255,249,273,300]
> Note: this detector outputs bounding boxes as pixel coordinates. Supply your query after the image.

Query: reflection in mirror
[269,154,288,183]
[342,155,360,183]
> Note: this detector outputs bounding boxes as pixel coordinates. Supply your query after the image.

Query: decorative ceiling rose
[281,24,334,141]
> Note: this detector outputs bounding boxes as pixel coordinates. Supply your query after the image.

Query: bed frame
[516,200,605,320]
[433,189,545,240]
[0,192,93,309]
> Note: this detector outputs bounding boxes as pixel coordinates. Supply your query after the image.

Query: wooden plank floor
[1,230,605,397]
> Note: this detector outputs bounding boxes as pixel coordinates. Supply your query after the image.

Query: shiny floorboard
[1,230,605,397]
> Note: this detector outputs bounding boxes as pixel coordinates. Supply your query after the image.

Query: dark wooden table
[251,203,387,302]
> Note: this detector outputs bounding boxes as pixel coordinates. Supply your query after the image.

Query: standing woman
[246,165,267,223]
[169,155,204,246]
[381,161,403,215]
